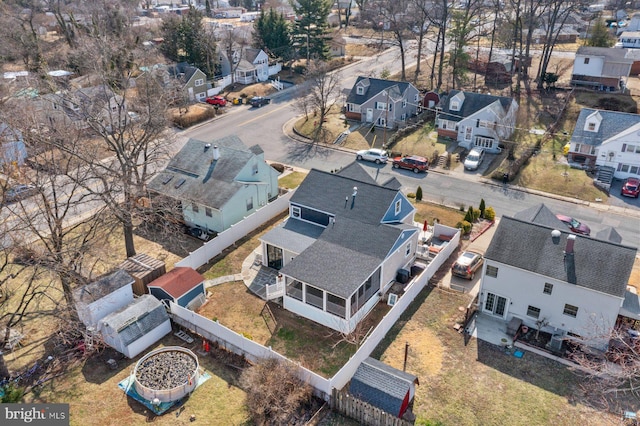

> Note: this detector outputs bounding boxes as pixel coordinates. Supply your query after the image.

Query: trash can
[237,97,243,104]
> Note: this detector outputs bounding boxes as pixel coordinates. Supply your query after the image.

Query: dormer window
[584,111,602,132]
[587,122,596,131]
[357,86,364,95]
[450,101,460,111]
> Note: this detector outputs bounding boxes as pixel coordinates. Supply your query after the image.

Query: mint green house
[148,136,280,233]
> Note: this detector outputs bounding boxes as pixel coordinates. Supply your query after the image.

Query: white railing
[265,275,285,299]
[271,77,284,91]
[171,226,461,400]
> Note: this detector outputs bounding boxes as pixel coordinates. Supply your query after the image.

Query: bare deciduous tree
[303,60,342,144]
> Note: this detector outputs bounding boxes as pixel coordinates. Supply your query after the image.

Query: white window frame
[450,101,459,111]
[246,197,254,211]
[376,102,386,110]
[402,100,407,108]
[194,78,204,87]
[543,283,553,295]
[563,304,578,318]
[527,305,541,319]
[205,207,212,217]
[291,205,301,218]
[395,199,401,215]
[464,127,472,141]
[357,86,364,95]
[486,265,498,278]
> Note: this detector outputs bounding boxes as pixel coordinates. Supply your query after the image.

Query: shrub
[1,383,24,403]
[472,208,481,222]
[240,358,313,425]
[484,206,496,221]
[459,205,465,212]
[456,220,472,235]
[479,199,486,217]
[416,186,423,201]
[464,206,474,223]
[407,192,416,198]
[270,163,285,173]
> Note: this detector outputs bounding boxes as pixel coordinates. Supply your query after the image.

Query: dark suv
[249,96,271,108]
[392,155,429,173]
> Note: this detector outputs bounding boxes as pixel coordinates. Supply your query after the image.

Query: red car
[392,155,429,173]
[621,177,640,198]
[205,96,227,107]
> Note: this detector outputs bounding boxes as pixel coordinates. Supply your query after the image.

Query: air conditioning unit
[547,334,564,353]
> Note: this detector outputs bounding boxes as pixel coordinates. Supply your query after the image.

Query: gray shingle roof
[595,226,623,244]
[349,357,417,417]
[147,136,260,209]
[336,162,377,184]
[346,76,414,105]
[260,218,325,255]
[290,168,400,224]
[570,108,640,147]
[99,295,169,347]
[167,62,199,83]
[73,269,134,305]
[513,203,567,229]
[575,46,634,64]
[438,90,515,122]
[279,218,408,298]
[485,216,637,297]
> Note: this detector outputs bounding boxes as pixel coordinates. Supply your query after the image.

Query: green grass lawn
[278,171,307,189]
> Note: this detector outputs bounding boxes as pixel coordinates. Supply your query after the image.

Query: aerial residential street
[177,45,640,246]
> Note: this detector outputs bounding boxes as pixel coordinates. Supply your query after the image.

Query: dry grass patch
[413,201,465,228]
[373,288,619,426]
[24,336,251,426]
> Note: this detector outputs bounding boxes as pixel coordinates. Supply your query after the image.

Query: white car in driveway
[464,148,485,171]
[356,148,388,164]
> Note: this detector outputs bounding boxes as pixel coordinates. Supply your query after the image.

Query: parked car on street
[463,147,485,171]
[249,96,271,108]
[556,214,591,236]
[451,251,484,280]
[3,184,37,204]
[356,148,388,164]
[621,177,640,198]
[205,96,227,107]
[392,155,429,173]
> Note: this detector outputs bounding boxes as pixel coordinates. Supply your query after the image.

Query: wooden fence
[331,389,414,426]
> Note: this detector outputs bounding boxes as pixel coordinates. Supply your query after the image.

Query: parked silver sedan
[356,148,388,164]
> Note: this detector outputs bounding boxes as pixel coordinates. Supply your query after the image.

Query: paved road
[177,46,640,247]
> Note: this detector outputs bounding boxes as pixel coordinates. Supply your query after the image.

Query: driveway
[438,220,498,297]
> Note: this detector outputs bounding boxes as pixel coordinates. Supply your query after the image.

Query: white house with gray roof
[259,163,420,333]
[570,47,634,92]
[478,205,637,351]
[567,108,640,179]
[345,77,421,129]
[435,90,518,153]
[148,136,280,233]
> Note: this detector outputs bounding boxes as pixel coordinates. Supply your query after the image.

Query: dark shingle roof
[167,62,199,83]
[570,108,640,147]
[73,269,134,305]
[513,203,567,229]
[147,136,258,208]
[438,90,515,122]
[290,168,400,224]
[278,218,409,298]
[99,295,169,347]
[346,76,414,105]
[485,216,636,297]
[336,162,377,184]
[349,357,417,417]
[259,218,325,255]
[595,226,623,244]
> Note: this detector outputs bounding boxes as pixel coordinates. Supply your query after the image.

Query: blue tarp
[118,371,211,415]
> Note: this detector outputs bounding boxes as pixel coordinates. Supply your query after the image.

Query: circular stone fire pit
[133,346,200,403]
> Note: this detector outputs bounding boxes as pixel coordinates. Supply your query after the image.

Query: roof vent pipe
[212,145,220,160]
[551,229,561,245]
[204,143,211,152]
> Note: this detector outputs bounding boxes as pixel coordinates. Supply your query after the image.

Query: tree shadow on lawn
[474,339,640,414]
[284,138,337,164]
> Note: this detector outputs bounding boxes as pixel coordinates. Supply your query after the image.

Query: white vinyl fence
[176,191,293,269]
[171,226,460,400]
